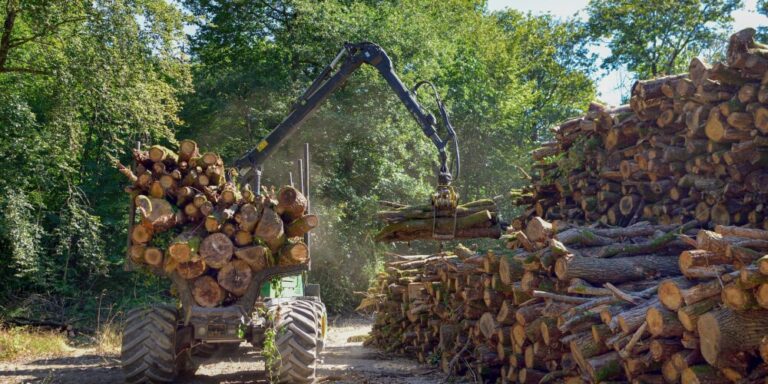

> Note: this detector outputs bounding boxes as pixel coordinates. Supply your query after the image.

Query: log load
[375,199,501,242]
[116,139,317,308]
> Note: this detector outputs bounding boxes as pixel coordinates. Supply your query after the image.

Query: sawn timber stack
[116,140,316,308]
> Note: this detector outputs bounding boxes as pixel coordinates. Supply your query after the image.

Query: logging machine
[235,42,462,235]
[121,42,459,384]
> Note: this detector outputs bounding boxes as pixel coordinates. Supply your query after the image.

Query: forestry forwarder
[121,42,459,384]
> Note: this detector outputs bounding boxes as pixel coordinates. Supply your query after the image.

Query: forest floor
[0,315,453,384]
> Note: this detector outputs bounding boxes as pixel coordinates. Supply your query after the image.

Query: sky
[487,0,768,105]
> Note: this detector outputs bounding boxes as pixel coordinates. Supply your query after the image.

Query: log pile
[116,140,315,308]
[360,217,768,383]
[375,199,502,242]
[513,28,768,231]
[363,27,768,384]
[363,218,768,383]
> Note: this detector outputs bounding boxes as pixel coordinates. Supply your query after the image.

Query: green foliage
[0,0,190,323]
[758,1,768,40]
[585,0,742,79]
[260,307,281,383]
[0,189,43,280]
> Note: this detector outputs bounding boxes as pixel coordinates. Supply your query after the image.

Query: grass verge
[0,326,69,361]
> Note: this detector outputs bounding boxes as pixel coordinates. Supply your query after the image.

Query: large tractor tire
[121,304,194,383]
[266,298,327,383]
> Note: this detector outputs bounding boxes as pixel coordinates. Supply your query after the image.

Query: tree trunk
[276,186,308,222]
[235,203,262,233]
[217,259,253,296]
[199,232,233,269]
[135,195,178,231]
[176,259,206,280]
[647,307,685,337]
[555,255,679,284]
[698,308,768,366]
[130,225,153,244]
[254,206,285,251]
[278,240,309,266]
[677,298,718,332]
[178,139,199,162]
[659,278,695,310]
[143,247,163,267]
[375,210,496,242]
[234,245,271,271]
[285,214,318,238]
[192,275,225,307]
[168,228,203,263]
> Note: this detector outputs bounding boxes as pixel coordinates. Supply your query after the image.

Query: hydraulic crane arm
[234,42,459,188]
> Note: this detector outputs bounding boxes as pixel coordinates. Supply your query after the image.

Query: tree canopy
[586,0,742,79]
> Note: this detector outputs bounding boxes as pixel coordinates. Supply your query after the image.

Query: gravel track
[0,316,448,384]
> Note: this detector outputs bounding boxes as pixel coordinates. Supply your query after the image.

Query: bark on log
[678,298,718,332]
[555,255,679,284]
[375,210,496,242]
[698,308,768,366]
[234,245,271,271]
[647,307,685,337]
[285,214,318,238]
[254,207,285,252]
[276,186,308,222]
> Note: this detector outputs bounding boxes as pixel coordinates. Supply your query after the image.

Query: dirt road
[0,316,450,384]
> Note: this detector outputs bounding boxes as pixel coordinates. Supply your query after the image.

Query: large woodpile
[116,140,315,308]
[363,218,768,383]
[363,28,768,383]
[513,28,768,230]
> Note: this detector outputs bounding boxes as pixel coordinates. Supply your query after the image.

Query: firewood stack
[514,28,768,231]
[363,216,768,383]
[115,140,316,308]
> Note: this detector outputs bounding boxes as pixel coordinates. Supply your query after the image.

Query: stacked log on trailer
[115,140,316,308]
[363,217,768,383]
[514,28,768,230]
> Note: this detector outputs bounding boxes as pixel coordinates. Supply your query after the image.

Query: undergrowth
[0,327,69,361]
